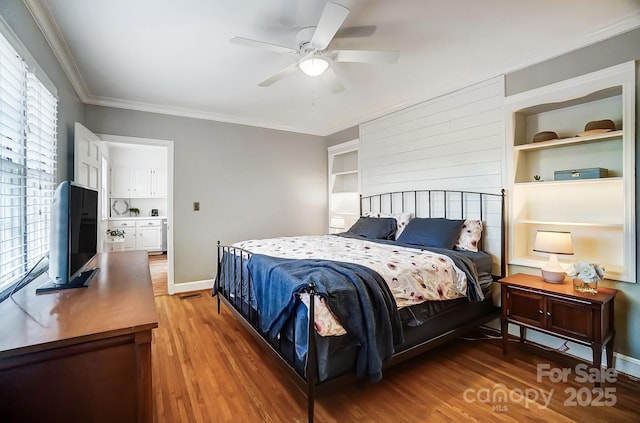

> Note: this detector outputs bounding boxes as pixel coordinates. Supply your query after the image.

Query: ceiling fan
[230,1,399,93]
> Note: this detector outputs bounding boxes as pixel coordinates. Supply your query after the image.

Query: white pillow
[362,211,412,240]
[455,220,483,252]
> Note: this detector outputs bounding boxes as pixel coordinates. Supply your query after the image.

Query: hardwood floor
[149,258,640,422]
[149,254,168,296]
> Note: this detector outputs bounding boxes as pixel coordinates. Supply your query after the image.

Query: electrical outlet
[193,202,200,211]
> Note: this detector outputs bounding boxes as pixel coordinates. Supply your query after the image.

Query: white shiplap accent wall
[359,76,505,196]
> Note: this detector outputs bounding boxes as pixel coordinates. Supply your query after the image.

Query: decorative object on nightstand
[329,216,346,231]
[533,230,573,283]
[567,261,605,293]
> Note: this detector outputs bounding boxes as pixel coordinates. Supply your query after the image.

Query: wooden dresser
[0,251,159,422]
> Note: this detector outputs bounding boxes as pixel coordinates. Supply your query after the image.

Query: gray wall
[0,1,84,182]
[84,106,327,283]
[326,125,359,148]
[506,28,640,359]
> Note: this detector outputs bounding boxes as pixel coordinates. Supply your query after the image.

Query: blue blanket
[247,254,403,382]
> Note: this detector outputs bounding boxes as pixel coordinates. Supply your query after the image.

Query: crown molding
[500,10,640,76]
[23,0,90,102]
[84,95,326,136]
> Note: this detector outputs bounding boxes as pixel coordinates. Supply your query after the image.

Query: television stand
[35,267,100,293]
[0,251,158,422]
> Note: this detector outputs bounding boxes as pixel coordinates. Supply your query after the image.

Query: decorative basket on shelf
[566,261,605,294]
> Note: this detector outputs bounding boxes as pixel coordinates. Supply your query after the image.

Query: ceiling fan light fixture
[298,55,329,77]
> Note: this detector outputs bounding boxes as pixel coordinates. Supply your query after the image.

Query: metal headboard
[360,189,506,279]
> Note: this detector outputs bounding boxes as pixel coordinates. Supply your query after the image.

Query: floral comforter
[234,235,472,336]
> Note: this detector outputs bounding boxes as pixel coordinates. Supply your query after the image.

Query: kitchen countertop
[108,216,167,220]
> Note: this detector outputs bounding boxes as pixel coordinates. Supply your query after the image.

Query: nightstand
[498,273,617,385]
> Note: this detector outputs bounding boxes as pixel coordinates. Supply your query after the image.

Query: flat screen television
[36,181,100,293]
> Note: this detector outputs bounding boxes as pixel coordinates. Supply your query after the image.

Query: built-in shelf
[332,170,358,176]
[514,130,622,151]
[328,140,360,232]
[510,257,624,281]
[505,61,635,283]
[514,177,623,187]
[514,219,623,228]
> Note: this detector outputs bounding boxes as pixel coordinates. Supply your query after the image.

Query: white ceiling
[27,0,640,136]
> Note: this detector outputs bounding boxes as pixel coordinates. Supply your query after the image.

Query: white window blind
[0,31,57,294]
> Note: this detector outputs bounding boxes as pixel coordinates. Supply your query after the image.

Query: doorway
[75,126,175,295]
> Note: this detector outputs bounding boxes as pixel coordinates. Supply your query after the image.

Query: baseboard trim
[614,352,640,379]
[169,278,214,295]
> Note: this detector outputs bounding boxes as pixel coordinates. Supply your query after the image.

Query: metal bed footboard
[214,243,320,421]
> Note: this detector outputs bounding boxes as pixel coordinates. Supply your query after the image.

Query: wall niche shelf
[328,140,360,233]
[505,61,635,283]
[514,130,622,152]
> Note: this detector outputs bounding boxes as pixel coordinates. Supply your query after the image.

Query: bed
[214,189,505,422]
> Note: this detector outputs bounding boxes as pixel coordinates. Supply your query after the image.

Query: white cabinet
[505,61,635,282]
[107,218,162,252]
[150,168,167,197]
[136,219,162,251]
[110,167,167,198]
[328,140,359,233]
[106,219,137,251]
[110,167,132,198]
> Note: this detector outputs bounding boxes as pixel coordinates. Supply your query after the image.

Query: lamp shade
[299,55,329,77]
[533,230,573,283]
[533,231,573,255]
[329,216,346,229]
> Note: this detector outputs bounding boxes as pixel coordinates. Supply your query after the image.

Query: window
[0,31,58,297]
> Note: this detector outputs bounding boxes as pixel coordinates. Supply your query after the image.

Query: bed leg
[216,241,221,314]
[307,282,317,423]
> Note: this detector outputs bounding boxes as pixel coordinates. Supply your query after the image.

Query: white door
[74,122,105,251]
[74,122,101,190]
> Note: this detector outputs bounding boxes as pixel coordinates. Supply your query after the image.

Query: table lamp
[533,230,574,283]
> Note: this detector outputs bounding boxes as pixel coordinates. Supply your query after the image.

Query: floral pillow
[362,211,412,239]
[455,220,483,252]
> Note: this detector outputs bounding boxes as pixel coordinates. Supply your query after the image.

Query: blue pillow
[396,218,465,249]
[347,217,397,240]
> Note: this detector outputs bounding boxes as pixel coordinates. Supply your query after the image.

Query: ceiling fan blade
[322,65,345,94]
[333,49,399,64]
[335,25,377,38]
[230,36,298,55]
[311,2,349,50]
[258,63,299,87]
